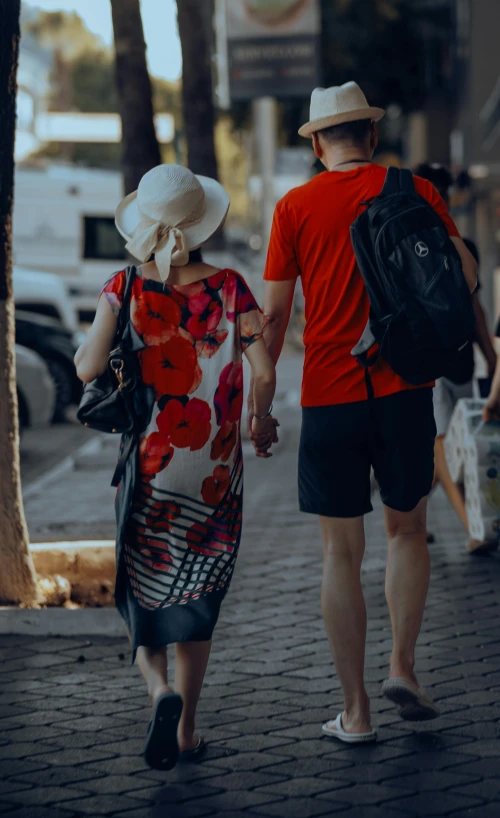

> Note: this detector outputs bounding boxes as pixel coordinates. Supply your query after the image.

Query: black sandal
[144,691,183,770]
[178,737,206,762]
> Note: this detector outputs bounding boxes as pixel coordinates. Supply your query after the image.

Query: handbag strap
[111,432,136,487]
[116,265,137,340]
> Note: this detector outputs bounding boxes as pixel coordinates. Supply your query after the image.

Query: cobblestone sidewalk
[2,407,500,818]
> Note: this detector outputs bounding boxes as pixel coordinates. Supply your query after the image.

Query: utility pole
[253,96,277,249]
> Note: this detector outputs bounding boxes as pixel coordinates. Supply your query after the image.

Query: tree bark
[0,0,39,605]
[176,0,219,180]
[110,0,162,194]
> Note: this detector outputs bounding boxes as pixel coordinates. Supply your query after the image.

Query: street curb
[0,606,126,636]
[23,436,103,501]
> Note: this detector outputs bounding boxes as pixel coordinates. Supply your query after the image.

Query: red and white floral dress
[101,268,265,648]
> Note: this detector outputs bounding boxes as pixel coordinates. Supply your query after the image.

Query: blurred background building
[12,0,500,326]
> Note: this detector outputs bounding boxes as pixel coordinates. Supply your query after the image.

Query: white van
[13,266,79,335]
[13,164,126,322]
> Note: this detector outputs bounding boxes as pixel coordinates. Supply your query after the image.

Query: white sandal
[322,713,377,744]
[381,678,440,721]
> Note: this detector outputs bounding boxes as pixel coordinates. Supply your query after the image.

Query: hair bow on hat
[125,197,205,282]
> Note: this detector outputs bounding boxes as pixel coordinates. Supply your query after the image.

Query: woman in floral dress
[75,165,277,770]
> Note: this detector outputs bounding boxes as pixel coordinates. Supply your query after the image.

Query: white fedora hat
[115,164,230,281]
[298,81,385,138]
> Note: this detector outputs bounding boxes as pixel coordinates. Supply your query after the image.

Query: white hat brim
[298,107,385,138]
[115,174,230,256]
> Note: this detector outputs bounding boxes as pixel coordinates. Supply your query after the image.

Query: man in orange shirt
[256,82,477,742]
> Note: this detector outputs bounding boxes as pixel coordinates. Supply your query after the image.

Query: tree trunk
[110,0,162,194]
[176,0,219,180]
[0,0,39,605]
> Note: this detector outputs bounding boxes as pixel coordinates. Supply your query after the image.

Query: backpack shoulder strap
[400,168,416,194]
[381,166,416,196]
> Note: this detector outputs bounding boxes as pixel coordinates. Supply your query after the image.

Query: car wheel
[46,359,73,422]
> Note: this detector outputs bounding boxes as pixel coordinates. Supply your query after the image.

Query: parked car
[13,266,80,334]
[15,310,81,422]
[16,344,56,432]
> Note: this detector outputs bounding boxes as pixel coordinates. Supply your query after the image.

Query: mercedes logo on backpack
[415,241,429,258]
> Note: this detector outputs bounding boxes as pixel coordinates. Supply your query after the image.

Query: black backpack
[350,167,476,388]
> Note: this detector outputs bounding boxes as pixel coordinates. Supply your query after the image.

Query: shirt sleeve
[263,197,301,281]
[100,269,127,315]
[234,274,267,352]
[414,177,460,238]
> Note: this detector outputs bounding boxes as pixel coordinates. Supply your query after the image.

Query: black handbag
[77,266,141,435]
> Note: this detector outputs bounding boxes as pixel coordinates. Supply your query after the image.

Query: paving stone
[146,805,217,818]
[0,758,50,777]
[320,782,420,806]
[10,767,107,789]
[0,742,60,760]
[452,739,500,757]
[450,780,500,800]
[42,748,120,766]
[218,735,297,753]
[322,762,418,784]
[95,739,144,756]
[147,781,225,803]
[262,757,355,778]
[78,758,150,777]
[390,750,481,771]
[446,758,496,778]
[75,773,163,794]
[255,776,346,798]
[6,785,89,806]
[381,770,482,790]
[382,792,486,815]
[188,790,286,812]
[331,809,418,818]
[1,809,79,818]
[0,780,34,796]
[58,794,150,815]
[250,796,348,817]
[447,805,500,818]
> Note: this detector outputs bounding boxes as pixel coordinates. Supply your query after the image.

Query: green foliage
[24,7,182,168]
[70,50,118,113]
[24,10,102,59]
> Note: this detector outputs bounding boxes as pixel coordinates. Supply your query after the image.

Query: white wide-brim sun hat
[115,164,230,280]
[299,81,385,138]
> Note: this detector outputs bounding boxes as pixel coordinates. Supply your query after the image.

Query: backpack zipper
[374,204,427,259]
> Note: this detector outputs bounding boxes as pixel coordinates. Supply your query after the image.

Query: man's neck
[324,148,372,171]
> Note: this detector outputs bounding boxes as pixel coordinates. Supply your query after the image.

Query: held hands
[247,398,279,458]
[251,415,280,458]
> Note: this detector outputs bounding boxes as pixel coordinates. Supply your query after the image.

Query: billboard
[223,0,321,101]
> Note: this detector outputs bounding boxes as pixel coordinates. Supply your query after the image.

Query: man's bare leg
[384,498,430,686]
[320,515,371,733]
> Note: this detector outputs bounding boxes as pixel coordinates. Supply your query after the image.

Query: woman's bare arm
[74,297,118,383]
[244,337,277,458]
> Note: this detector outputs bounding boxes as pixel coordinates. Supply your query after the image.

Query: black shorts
[299,388,436,518]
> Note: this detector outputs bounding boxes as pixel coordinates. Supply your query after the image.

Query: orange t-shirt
[264,164,460,407]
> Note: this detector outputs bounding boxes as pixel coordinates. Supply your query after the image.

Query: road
[4,394,500,817]
[20,417,99,489]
